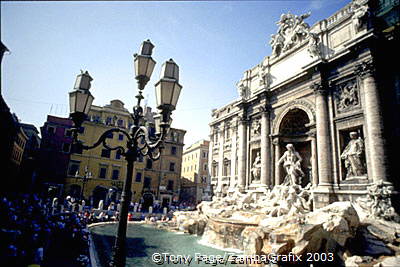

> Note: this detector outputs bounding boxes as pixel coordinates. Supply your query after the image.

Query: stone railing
[326,3,353,28]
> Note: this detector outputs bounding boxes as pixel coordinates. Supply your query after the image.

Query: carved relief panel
[251,118,261,140]
[334,78,361,114]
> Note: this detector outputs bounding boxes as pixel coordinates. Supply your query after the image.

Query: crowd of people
[0,192,200,266]
[0,193,90,267]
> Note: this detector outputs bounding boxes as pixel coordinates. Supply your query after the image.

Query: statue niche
[279,108,310,136]
[277,108,312,187]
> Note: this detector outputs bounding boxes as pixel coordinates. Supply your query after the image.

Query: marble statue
[98,199,104,210]
[307,32,321,58]
[251,152,261,183]
[270,11,311,57]
[258,62,270,87]
[270,33,284,57]
[351,0,368,31]
[277,144,304,185]
[237,79,250,100]
[341,132,366,178]
[357,180,398,221]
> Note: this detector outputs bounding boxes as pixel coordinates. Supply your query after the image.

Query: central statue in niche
[278,144,305,185]
[251,152,262,183]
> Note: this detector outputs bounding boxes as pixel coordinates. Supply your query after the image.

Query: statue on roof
[237,79,251,100]
[351,0,369,31]
[269,11,312,57]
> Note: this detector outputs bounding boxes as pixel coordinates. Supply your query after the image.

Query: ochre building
[65,99,186,208]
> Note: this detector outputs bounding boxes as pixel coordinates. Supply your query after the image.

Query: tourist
[0,192,90,266]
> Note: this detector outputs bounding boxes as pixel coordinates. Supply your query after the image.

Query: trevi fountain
[165,1,400,266]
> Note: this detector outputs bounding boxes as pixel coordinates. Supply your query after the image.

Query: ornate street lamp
[68,39,182,267]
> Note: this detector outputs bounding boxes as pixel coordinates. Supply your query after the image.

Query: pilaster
[311,81,333,186]
[355,60,389,183]
[272,137,281,185]
[260,107,271,187]
[237,115,248,190]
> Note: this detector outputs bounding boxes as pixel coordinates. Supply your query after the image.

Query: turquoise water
[90,223,241,267]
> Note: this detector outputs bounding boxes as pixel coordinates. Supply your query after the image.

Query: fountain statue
[251,152,261,183]
[341,132,366,178]
[277,143,304,185]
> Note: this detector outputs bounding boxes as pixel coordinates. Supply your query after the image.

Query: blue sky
[1,0,350,146]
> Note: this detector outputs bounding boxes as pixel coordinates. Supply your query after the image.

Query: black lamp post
[68,40,182,267]
[75,166,92,202]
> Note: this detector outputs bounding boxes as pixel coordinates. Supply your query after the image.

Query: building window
[99,167,107,178]
[223,159,230,176]
[115,150,122,160]
[212,163,218,177]
[204,164,207,171]
[112,169,120,180]
[146,159,152,169]
[201,177,207,183]
[167,180,174,191]
[117,119,124,128]
[135,172,142,182]
[62,143,71,153]
[203,152,207,158]
[106,117,112,125]
[47,126,55,135]
[101,149,110,158]
[169,162,175,172]
[68,161,80,176]
[171,146,177,155]
[144,177,151,189]
[118,134,124,141]
[65,129,73,137]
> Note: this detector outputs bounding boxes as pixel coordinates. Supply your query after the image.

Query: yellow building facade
[181,140,211,202]
[65,99,185,208]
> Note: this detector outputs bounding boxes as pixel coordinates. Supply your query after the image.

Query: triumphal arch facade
[209,0,399,208]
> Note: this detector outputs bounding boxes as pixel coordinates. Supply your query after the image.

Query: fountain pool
[90,223,241,266]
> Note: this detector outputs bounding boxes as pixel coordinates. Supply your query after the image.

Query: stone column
[208,131,214,189]
[237,116,247,190]
[270,136,275,187]
[310,133,318,186]
[230,123,237,189]
[312,82,333,186]
[217,124,225,186]
[273,138,281,185]
[355,60,389,182]
[260,108,271,187]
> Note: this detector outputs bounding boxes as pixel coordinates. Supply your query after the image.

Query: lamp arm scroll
[134,126,165,161]
[73,128,132,156]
